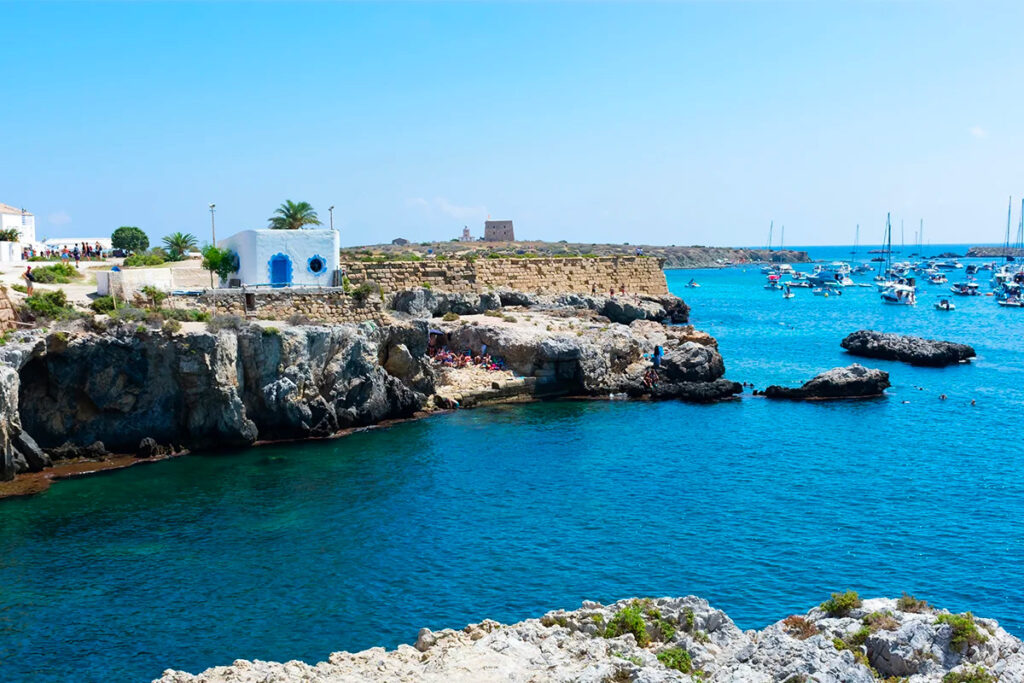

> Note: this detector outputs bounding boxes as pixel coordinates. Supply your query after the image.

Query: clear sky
[3,1,1024,247]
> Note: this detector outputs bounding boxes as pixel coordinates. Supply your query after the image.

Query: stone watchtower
[483,220,515,242]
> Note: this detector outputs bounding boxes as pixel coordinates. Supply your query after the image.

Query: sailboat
[850,224,859,255]
[880,213,916,305]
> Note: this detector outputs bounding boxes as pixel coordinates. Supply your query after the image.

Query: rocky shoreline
[156,594,1024,682]
[0,288,740,492]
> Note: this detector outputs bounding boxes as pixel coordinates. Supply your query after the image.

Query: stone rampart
[340,256,668,295]
[165,288,385,325]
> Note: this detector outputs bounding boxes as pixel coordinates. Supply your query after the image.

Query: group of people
[21,243,105,263]
[591,283,629,297]
[429,346,506,372]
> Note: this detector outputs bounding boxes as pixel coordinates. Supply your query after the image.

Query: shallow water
[1,247,1022,681]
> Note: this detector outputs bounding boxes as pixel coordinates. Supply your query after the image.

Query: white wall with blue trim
[217,228,340,287]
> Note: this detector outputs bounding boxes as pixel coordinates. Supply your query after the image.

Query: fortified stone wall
[165,288,385,325]
[341,256,668,295]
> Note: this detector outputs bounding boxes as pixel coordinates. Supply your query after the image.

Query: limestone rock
[764,364,890,400]
[841,330,976,367]
[154,596,1024,683]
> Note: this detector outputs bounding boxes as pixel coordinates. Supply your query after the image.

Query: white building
[217,228,340,287]
[0,203,36,245]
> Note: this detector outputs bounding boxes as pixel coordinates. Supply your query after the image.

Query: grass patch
[896,593,929,613]
[90,296,116,314]
[782,615,819,640]
[862,611,899,632]
[820,591,862,617]
[936,613,988,651]
[942,666,998,683]
[441,311,460,322]
[656,647,692,673]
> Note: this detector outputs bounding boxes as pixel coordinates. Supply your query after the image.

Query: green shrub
[351,282,375,304]
[111,306,146,322]
[140,285,168,307]
[656,647,692,673]
[207,314,244,332]
[421,282,432,290]
[442,312,460,322]
[123,250,166,267]
[23,290,76,319]
[483,309,503,317]
[896,593,929,613]
[11,284,27,294]
[603,603,650,646]
[820,591,862,617]
[942,666,998,683]
[502,314,517,323]
[30,263,81,283]
[936,613,988,651]
[263,326,280,336]
[862,611,899,632]
[162,318,182,334]
[90,296,116,314]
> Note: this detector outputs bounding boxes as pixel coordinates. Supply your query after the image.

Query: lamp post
[208,203,216,288]
[329,205,335,231]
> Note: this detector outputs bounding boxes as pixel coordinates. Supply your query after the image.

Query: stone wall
[165,288,385,325]
[0,287,17,332]
[341,256,668,295]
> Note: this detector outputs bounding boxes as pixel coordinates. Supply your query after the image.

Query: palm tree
[268,200,322,230]
[162,232,199,260]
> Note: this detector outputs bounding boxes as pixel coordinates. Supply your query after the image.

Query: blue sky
[3,1,1023,247]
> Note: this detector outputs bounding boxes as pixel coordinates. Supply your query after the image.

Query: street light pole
[209,203,216,288]
[329,205,335,231]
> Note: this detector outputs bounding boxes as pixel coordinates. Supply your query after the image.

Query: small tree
[162,232,198,261]
[268,200,321,230]
[201,246,238,284]
[112,226,149,253]
[0,228,20,242]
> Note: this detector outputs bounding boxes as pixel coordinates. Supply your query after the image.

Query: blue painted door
[269,254,291,287]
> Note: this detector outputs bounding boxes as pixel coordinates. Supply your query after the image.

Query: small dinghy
[934,298,955,311]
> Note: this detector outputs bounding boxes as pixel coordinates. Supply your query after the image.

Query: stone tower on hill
[483,220,514,242]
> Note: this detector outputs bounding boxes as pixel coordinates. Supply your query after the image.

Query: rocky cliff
[0,322,434,480]
[155,595,1024,682]
[0,290,737,482]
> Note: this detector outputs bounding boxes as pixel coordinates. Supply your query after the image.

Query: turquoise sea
[1,245,1023,681]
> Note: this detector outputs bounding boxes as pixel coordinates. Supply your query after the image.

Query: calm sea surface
[1,245,1022,681]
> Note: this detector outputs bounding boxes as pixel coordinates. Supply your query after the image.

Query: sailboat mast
[780,225,785,251]
[1006,196,1013,260]
[919,219,923,252]
[853,224,859,255]
[1018,198,1024,253]
[886,213,893,275]
[767,221,773,251]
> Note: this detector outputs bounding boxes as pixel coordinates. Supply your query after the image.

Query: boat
[928,274,948,285]
[813,286,840,297]
[881,283,916,305]
[934,298,955,311]
[783,292,795,299]
[950,282,980,296]
[998,298,1023,307]
[935,260,963,270]
[764,273,783,290]
[685,279,700,288]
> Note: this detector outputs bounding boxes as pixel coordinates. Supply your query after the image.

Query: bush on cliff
[782,615,818,640]
[936,612,988,651]
[90,296,116,314]
[656,648,693,673]
[23,290,77,320]
[820,591,861,617]
[603,603,650,646]
[208,314,244,332]
[897,593,930,613]
[351,282,376,305]
[942,666,998,683]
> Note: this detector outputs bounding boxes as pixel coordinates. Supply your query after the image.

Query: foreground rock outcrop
[764,364,890,400]
[841,330,976,367]
[155,595,1024,682]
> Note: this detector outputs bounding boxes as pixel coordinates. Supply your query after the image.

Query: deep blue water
[1,246,1023,682]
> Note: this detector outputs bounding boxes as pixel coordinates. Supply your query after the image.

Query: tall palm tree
[268,200,322,230]
[162,232,199,260]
